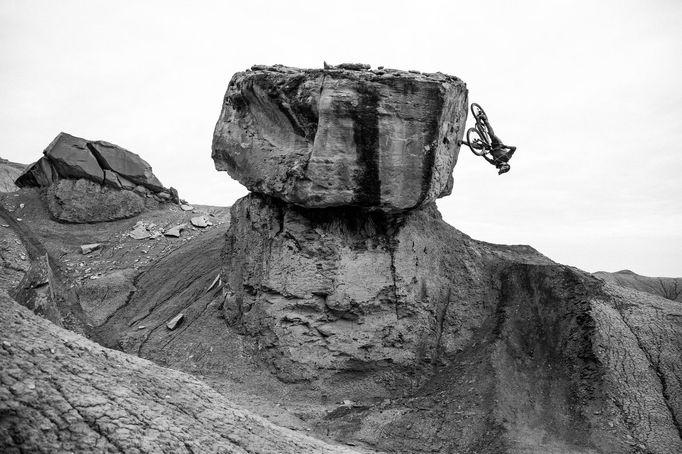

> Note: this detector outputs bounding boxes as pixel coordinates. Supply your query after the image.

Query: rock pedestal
[212,65,468,212]
[222,192,552,382]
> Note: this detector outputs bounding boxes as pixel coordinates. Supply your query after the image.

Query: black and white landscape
[1,2,681,453]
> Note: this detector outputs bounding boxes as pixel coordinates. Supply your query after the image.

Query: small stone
[80,243,102,255]
[129,225,151,240]
[164,224,187,238]
[166,314,184,330]
[206,274,221,292]
[16,218,22,221]
[180,204,194,211]
[157,191,171,200]
[191,216,208,228]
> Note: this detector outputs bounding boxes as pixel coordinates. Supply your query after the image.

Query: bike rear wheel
[466,127,489,156]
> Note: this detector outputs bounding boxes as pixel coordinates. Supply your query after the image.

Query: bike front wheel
[466,127,489,156]
[471,103,487,122]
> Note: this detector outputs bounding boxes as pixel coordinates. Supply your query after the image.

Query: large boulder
[42,132,104,183]
[89,140,165,192]
[15,132,165,192]
[212,65,468,212]
[46,178,145,223]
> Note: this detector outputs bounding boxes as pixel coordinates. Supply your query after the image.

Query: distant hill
[594,269,682,302]
[0,157,26,192]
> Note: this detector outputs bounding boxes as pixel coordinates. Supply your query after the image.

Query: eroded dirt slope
[0,293,364,453]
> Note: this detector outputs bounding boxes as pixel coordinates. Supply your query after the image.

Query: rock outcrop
[15,132,177,223]
[16,132,163,192]
[0,294,361,454]
[212,65,468,212]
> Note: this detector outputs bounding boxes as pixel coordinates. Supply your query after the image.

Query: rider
[478,109,516,174]
[488,138,516,175]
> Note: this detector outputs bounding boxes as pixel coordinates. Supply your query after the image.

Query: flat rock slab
[80,243,102,255]
[43,133,104,183]
[166,313,184,330]
[191,216,209,228]
[212,65,468,212]
[164,223,187,237]
[89,140,164,192]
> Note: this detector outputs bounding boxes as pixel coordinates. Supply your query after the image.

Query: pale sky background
[1,0,680,276]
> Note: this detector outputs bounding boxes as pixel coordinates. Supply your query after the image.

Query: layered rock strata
[212,64,468,212]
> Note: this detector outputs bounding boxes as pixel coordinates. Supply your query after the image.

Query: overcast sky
[1,0,680,276]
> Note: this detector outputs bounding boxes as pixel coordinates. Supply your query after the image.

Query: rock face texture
[222,193,552,383]
[212,65,468,212]
[15,132,177,223]
[46,178,145,223]
[0,294,360,454]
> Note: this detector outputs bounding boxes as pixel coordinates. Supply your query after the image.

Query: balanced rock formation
[16,132,175,223]
[212,64,468,212]
[212,65,682,452]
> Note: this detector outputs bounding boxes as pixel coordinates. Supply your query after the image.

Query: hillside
[0,158,24,192]
[595,270,682,303]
